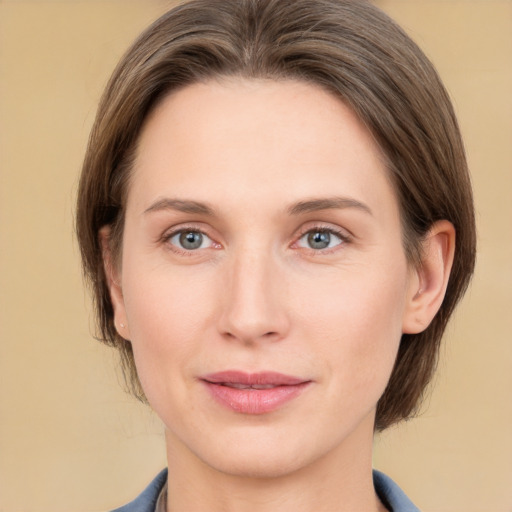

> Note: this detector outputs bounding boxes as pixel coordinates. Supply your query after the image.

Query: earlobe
[99,226,130,339]
[402,220,456,334]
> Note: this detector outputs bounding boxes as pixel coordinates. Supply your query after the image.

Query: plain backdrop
[1,1,511,511]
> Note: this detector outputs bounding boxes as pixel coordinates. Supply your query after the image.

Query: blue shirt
[111,468,420,512]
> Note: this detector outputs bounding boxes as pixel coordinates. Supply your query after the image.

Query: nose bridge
[219,241,288,343]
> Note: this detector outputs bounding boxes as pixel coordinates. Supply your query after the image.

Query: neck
[164,413,386,512]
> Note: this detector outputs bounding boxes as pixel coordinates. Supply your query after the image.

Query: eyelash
[294,225,351,253]
[161,225,218,256]
[161,224,351,256]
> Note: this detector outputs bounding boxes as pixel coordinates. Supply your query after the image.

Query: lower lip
[203,381,310,414]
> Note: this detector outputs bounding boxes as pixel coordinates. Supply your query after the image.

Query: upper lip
[202,371,309,387]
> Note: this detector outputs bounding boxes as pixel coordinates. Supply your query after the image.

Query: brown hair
[76,0,476,431]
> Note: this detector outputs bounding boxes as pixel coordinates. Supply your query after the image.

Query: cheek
[295,264,407,393]
[120,263,219,397]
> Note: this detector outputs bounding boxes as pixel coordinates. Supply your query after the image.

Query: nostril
[221,329,282,345]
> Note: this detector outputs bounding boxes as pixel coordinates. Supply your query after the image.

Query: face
[109,79,419,478]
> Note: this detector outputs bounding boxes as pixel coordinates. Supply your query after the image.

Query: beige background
[0,1,510,511]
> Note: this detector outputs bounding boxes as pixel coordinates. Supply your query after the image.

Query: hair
[76,0,476,431]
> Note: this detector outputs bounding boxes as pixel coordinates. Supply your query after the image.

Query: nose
[217,247,290,345]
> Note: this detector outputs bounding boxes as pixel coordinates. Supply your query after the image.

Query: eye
[297,229,345,250]
[168,230,214,251]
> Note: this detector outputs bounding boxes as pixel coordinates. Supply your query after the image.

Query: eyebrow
[287,197,373,216]
[143,196,372,217]
[143,198,215,216]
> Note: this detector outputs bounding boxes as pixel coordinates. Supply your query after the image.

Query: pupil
[180,231,202,249]
[308,231,330,249]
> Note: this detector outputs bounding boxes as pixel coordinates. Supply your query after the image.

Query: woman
[76,0,476,510]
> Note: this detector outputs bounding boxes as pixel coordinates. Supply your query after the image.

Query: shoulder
[373,469,421,512]
[110,469,168,512]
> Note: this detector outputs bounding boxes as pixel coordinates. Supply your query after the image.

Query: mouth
[201,371,312,414]
[215,383,284,389]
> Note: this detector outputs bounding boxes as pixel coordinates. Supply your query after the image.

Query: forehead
[128,78,396,218]
[137,78,380,164]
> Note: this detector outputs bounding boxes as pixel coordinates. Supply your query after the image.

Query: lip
[201,371,311,415]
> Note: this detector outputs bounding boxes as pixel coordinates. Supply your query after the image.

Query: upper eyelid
[295,222,353,240]
[297,229,347,245]
[161,223,212,239]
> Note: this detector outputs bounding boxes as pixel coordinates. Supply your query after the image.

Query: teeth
[221,383,278,390]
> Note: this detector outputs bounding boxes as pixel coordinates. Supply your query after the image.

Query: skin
[104,79,455,512]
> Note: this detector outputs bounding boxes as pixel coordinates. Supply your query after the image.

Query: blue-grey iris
[180,231,203,249]
[308,231,331,249]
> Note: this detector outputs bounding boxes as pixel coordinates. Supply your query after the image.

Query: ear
[99,226,131,340]
[402,220,456,334]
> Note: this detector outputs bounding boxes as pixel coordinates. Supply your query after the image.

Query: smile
[201,371,312,415]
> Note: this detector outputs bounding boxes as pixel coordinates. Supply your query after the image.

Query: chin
[203,444,313,479]
[183,421,346,481]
